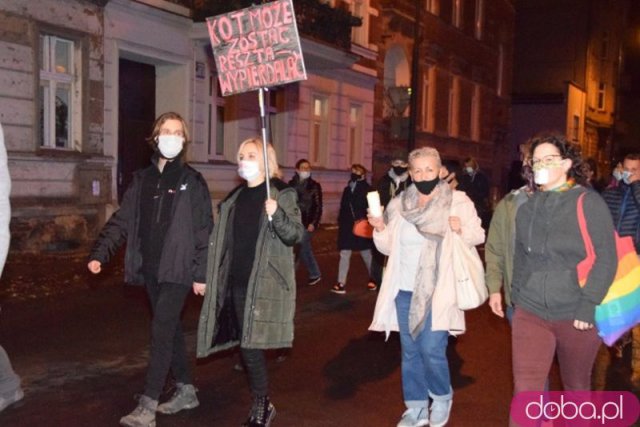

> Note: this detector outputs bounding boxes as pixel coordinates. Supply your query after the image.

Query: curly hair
[528,134,587,186]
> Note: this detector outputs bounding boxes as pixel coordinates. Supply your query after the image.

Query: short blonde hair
[237,138,282,179]
[408,146,441,169]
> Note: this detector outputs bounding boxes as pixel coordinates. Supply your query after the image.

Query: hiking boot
[243,395,276,427]
[156,383,199,414]
[0,387,24,413]
[397,407,429,427]
[367,281,377,291]
[330,283,346,294]
[120,395,157,427]
[308,276,321,286]
[430,399,452,427]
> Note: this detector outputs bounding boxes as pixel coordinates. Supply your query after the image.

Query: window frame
[348,103,364,166]
[448,75,460,137]
[475,0,484,40]
[38,32,83,151]
[421,66,435,132]
[349,0,370,47]
[452,0,463,29]
[597,82,606,111]
[309,94,330,167]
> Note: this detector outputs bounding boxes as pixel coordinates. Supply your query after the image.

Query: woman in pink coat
[368,147,485,427]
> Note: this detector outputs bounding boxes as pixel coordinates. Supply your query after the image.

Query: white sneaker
[430,399,452,427]
[397,407,429,427]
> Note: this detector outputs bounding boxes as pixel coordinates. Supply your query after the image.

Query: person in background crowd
[602,153,640,383]
[439,159,462,191]
[368,146,484,427]
[289,159,323,285]
[485,142,534,323]
[0,122,24,413]
[196,138,303,427]
[372,154,412,289]
[332,164,376,294]
[606,161,624,190]
[88,112,213,427]
[511,135,617,408]
[584,157,607,193]
[458,156,491,229]
[376,154,411,208]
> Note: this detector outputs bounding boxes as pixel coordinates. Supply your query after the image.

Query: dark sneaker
[0,388,24,413]
[330,283,346,294]
[120,395,157,427]
[156,384,199,414]
[308,276,322,286]
[367,281,377,291]
[243,395,276,427]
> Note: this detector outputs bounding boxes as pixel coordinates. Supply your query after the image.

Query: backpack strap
[576,192,596,287]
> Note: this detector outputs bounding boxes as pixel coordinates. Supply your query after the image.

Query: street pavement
[0,227,636,426]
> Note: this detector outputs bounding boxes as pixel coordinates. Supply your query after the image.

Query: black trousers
[232,280,269,397]
[143,279,192,400]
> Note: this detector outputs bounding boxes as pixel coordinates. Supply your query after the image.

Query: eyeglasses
[529,154,563,167]
[159,129,185,137]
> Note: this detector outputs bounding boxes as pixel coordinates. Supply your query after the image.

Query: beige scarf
[399,182,452,338]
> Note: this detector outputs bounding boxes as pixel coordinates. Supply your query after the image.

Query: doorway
[118,58,156,201]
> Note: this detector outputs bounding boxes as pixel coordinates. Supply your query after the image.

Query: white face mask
[157,135,184,159]
[238,160,261,181]
[613,170,623,181]
[622,171,633,185]
[298,171,311,180]
[465,167,474,175]
[534,168,550,185]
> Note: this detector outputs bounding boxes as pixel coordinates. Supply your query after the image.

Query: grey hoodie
[512,186,617,324]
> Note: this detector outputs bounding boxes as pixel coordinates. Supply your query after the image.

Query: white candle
[367,191,382,217]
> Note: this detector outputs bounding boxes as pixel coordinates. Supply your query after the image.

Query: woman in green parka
[194,138,303,427]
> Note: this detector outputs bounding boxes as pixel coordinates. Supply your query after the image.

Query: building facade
[0,0,379,252]
[509,0,628,177]
[373,0,515,197]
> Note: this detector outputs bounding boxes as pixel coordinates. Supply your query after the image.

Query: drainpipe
[407,0,421,152]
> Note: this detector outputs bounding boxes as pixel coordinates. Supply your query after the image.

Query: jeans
[396,290,452,408]
[143,279,192,400]
[232,280,269,397]
[299,230,321,279]
[337,249,372,285]
[0,346,20,397]
[512,307,601,393]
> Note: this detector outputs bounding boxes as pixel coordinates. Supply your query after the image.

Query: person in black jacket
[331,164,375,294]
[88,112,213,427]
[376,155,411,208]
[458,156,491,229]
[289,159,323,285]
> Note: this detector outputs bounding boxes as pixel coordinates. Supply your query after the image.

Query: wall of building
[0,0,107,252]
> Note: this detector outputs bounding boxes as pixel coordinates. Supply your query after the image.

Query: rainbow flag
[595,235,640,347]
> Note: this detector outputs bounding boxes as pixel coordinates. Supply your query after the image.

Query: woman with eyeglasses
[88,112,213,427]
[510,135,617,401]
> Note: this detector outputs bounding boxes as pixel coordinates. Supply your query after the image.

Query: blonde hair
[408,146,441,169]
[237,138,282,179]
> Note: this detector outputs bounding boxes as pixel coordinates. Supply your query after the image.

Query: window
[572,114,580,142]
[421,66,435,132]
[348,105,363,165]
[39,34,81,149]
[310,95,329,165]
[208,75,225,158]
[448,76,460,137]
[453,0,463,29]
[475,0,484,39]
[267,89,283,150]
[425,0,439,15]
[351,0,370,47]
[597,82,606,111]
[471,84,481,141]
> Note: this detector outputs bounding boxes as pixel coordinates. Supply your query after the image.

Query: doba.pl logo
[510,391,640,426]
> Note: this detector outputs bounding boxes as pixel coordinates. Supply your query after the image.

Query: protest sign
[207,0,307,96]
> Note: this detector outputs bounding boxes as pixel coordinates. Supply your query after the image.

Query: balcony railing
[190,0,361,51]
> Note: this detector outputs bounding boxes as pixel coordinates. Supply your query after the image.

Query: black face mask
[350,172,362,182]
[414,177,440,195]
[393,166,407,176]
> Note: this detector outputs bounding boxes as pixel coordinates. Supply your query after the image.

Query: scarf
[399,182,453,337]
